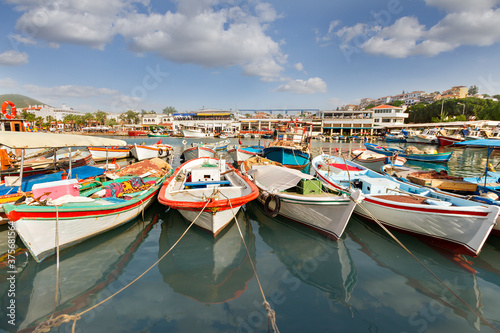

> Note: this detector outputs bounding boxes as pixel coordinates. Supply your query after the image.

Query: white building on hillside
[369,104,408,126]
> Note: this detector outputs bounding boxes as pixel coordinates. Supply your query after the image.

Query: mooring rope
[223,192,280,333]
[334,151,500,333]
[35,192,216,333]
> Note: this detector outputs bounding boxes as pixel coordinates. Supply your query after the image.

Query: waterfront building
[318,109,374,136]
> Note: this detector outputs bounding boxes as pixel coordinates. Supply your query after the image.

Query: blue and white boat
[365,142,453,163]
[262,121,311,171]
[228,145,263,165]
[311,154,499,256]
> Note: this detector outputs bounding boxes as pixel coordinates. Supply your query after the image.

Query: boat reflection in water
[7,205,162,332]
[246,201,357,304]
[158,209,256,303]
[346,215,490,332]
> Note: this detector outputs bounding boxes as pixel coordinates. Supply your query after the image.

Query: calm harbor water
[1,137,500,333]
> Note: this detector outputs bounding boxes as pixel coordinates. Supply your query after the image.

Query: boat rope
[351,199,500,333]
[222,192,280,333]
[34,193,216,333]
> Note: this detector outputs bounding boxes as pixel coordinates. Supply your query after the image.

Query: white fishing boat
[130,142,173,161]
[158,157,259,235]
[242,158,362,239]
[350,149,406,172]
[407,128,442,144]
[181,145,216,161]
[311,154,499,256]
[228,145,264,165]
[87,146,131,161]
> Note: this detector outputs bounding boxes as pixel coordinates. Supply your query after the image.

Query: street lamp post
[457,102,465,115]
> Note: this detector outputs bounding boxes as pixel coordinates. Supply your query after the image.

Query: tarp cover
[0,132,127,148]
[247,164,313,192]
[453,139,500,147]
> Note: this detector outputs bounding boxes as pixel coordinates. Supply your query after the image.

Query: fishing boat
[158,157,259,235]
[350,149,406,172]
[228,145,264,165]
[365,142,453,163]
[311,154,499,256]
[180,125,210,138]
[130,141,173,161]
[262,121,312,170]
[436,127,467,146]
[195,139,231,152]
[180,144,216,161]
[384,130,406,143]
[242,157,362,239]
[148,131,170,137]
[406,128,442,144]
[87,146,131,161]
[4,161,168,263]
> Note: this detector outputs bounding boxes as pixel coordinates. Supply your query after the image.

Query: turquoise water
[1,137,500,333]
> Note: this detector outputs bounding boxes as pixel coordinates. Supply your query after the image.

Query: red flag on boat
[156,139,162,145]
[238,136,242,145]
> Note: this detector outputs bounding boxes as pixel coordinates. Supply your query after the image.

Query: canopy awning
[453,139,500,147]
[247,164,314,192]
[0,132,127,148]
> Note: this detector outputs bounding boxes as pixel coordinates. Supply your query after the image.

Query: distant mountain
[0,94,49,109]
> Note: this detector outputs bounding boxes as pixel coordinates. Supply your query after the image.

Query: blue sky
[1,0,500,114]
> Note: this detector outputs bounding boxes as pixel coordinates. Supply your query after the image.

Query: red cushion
[327,163,361,171]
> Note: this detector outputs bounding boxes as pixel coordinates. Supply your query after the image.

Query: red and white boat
[87,146,131,161]
[158,157,259,235]
[437,134,465,146]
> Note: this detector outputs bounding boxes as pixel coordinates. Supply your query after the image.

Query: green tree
[120,110,140,124]
[21,110,36,122]
[468,85,479,96]
[163,106,177,115]
[94,110,107,125]
[365,103,375,110]
[391,100,404,107]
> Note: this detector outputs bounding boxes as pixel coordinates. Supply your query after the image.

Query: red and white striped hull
[312,155,499,257]
[6,183,161,262]
[158,157,259,235]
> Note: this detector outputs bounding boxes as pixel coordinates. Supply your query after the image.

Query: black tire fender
[264,194,280,218]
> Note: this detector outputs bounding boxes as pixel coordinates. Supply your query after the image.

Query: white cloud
[330,3,500,58]
[8,0,288,81]
[22,84,119,98]
[0,77,18,89]
[293,62,304,71]
[0,50,28,65]
[424,0,500,12]
[274,77,327,94]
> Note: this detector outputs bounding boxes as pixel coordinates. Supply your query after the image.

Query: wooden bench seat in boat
[184,180,231,188]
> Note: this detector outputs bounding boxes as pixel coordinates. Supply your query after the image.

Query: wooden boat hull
[365,143,452,163]
[88,147,130,161]
[437,135,464,146]
[228,146,263,165]
[5,181,162,262]
[312,155,499,256]
[262,146,310,170]
[256,189,361,239]
[181,146,216,161]
[131,144,171,161]
[181,128,206,138]
[158,157,259,235]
